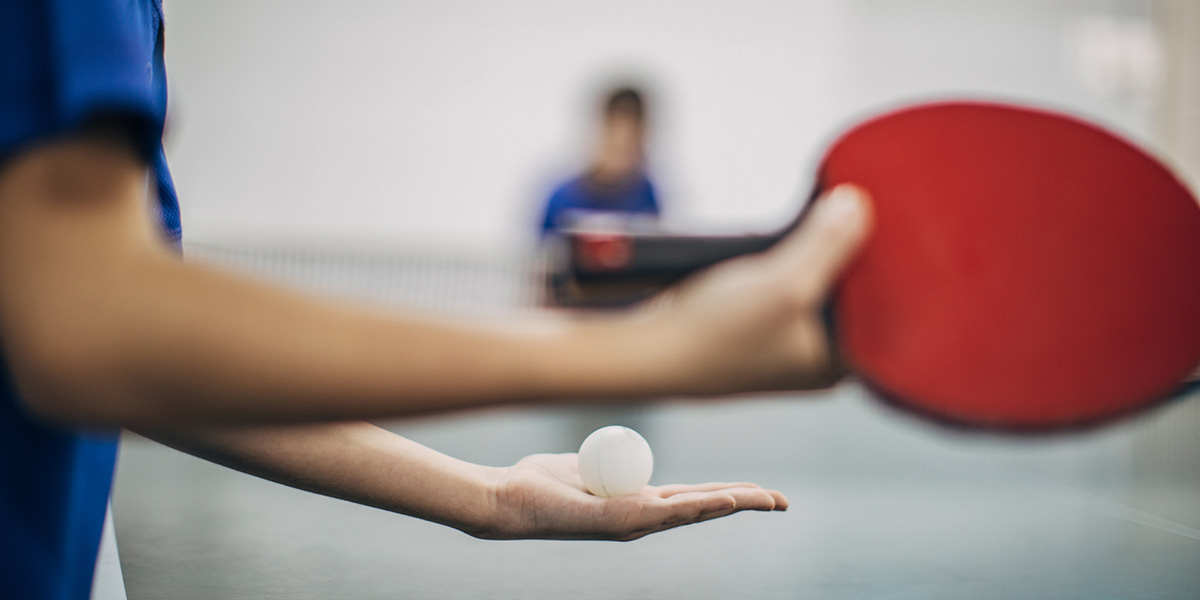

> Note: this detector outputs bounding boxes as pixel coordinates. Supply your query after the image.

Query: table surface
[112,383,1200,600]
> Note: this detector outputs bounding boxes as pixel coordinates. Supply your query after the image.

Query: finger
[616,487,784,540]
[653,483,787,511]
[769,184,873,304]
[690,486,778,512]
[649,488,778,526]
[768,488,789,511]
[652,481,764,497]
[615,492,737,540]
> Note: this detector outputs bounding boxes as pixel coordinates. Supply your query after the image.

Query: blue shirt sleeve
[0,0,179,241]
[0,0,166,162]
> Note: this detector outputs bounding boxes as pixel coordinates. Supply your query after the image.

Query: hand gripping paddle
[546,101,1200,431]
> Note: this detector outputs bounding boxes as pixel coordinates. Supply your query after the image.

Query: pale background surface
[104,0,1199,598]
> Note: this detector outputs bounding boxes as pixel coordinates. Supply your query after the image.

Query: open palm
[481,453,786,541]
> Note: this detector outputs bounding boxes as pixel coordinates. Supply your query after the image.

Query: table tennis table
[105,243,1200,599]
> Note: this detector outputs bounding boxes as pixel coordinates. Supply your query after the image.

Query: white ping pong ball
[577,425,654,498]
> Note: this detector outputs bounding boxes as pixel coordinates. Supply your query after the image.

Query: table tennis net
[184,241,546,316]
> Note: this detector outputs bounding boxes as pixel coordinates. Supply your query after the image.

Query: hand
[640,184,873,395]
[476,453,787,541]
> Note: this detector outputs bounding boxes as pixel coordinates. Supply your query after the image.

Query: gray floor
[109,245,1200,599]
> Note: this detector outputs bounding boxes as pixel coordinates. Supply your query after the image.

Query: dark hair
[603,87,645,121]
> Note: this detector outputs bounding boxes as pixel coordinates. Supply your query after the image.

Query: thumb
[769,184,874,302]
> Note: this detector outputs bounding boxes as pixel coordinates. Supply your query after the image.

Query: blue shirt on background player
[539,171,660,235]
[0,1,177,598]
[538,87,661,237]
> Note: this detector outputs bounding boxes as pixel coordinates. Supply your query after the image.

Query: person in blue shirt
[0,2,873,598]
[540,87,661,236]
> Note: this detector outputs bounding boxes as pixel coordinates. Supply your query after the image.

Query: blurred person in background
[539,86,662,237]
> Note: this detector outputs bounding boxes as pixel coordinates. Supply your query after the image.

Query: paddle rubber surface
[821,102,1200,429]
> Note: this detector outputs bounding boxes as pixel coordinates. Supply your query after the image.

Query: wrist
[526,309,683,401]
[451,463,507,539]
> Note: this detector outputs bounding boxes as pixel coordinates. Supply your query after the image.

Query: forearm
[136,421,501,536]
[80,253,675,425]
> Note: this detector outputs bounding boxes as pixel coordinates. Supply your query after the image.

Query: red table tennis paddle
[547,101,1200,432]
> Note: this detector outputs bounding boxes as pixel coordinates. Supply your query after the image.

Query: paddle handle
[543,184,824,307]
[543,232,783,307]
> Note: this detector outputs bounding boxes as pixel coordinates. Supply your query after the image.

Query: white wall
[162,0,1163,251]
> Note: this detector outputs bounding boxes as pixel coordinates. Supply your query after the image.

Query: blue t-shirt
[1,1,179,598]
[539,172,659,236]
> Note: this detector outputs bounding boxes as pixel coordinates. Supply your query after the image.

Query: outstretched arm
[0,135,672,427]
[138,421,787,541]
[0,133,871,430]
